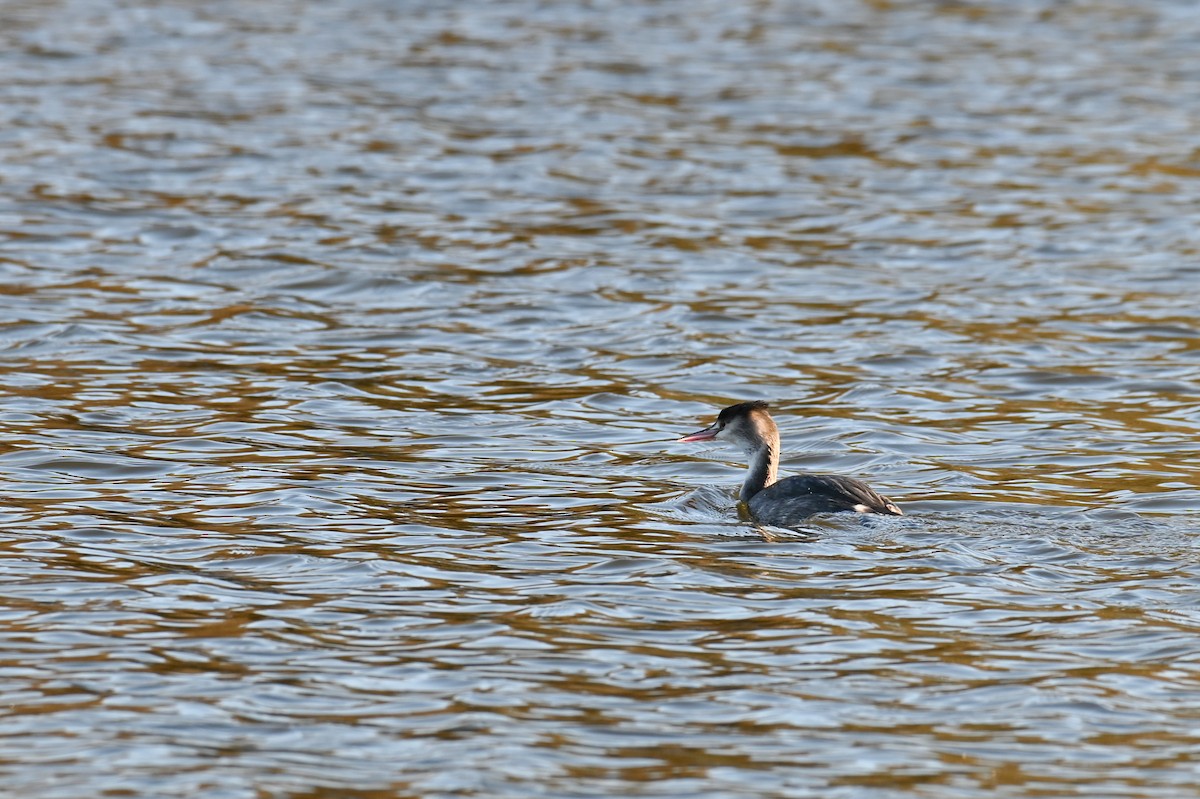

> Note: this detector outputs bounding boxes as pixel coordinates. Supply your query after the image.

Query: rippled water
[2,0,1200,796]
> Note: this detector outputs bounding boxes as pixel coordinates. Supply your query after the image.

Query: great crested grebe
[678,401,902,527]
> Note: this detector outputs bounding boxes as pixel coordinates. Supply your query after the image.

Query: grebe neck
[740,442,778,502]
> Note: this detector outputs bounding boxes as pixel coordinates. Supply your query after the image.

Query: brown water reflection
[3,0,1200,797]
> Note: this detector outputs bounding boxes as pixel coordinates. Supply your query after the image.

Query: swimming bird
[678,401,902,527]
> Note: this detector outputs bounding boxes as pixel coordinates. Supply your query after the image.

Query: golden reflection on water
[1,0,1200,797]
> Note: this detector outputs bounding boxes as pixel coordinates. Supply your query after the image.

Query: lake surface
[2,0,1200,796]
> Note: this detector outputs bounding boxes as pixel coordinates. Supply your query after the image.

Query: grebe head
[678,400,778,454]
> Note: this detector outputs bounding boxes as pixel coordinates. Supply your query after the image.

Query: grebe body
[678,401,902,526]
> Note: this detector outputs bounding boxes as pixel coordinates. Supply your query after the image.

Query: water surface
[2,1,1200,797]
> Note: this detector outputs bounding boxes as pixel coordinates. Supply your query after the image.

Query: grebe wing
[748,474,903,524]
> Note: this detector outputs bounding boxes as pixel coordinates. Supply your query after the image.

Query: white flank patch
[853,504,871,513]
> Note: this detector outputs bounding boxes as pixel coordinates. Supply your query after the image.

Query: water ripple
[3,0,1200,797]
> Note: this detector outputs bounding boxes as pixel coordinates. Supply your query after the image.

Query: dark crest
[716,400,771,424]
